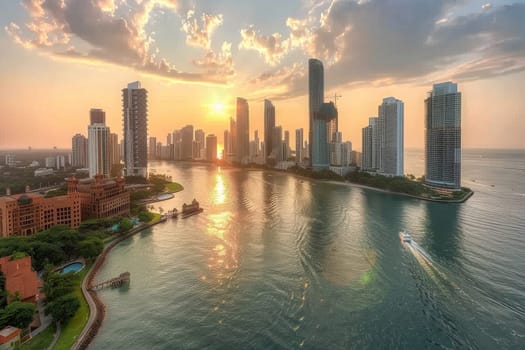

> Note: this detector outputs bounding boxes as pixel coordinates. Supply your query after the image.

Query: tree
[78,237,103,258]
[0,301,36,329]
[43,272,77,302]
[45,294,80,323]
[118,218,134,233]
[138,210,154,223]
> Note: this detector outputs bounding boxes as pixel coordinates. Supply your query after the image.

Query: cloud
[239,25,290,65]
[258,0,525,97]
[181,9,223,48]
[193,42,234,77]
[6,0,232,84]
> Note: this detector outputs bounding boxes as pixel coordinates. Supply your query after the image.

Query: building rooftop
[0,326,20,338]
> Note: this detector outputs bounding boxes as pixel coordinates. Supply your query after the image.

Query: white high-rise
[379,97,404,176]
[123,81,148,177]
[88,123,111,178]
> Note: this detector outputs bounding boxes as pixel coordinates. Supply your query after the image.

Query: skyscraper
[90,108,106,125]
[284,130,290,160]
[72,134,88,168]
[148,137,157,160]
[109,133,119,167]
[379,97,404,176]
[88,123,111,178]
[195,129,205,159]
[264,99,275,163]
[362,125,372,170]
[309,58,324,163]
[312,102,337,170]
[295,128,303,164]
[181,125,194,160]
[123,81,148,177]
[223,129,230,159]
[272,126,283,162]
[206,134,217,162]
[425,82,461,190]
[236,97,250,164]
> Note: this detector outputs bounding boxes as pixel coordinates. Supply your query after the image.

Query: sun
[212,102,225,114]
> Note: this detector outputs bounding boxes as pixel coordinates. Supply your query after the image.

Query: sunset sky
[1,0,524,151]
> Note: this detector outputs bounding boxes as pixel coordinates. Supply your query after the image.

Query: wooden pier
[90,272,130,290]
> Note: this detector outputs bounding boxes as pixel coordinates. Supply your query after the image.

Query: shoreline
[72,217,168,350]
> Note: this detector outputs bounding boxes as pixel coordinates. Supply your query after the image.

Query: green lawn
[165,182,184,193]
[52,268,90,350]
[150,213,161,223]
[20,324,56,350]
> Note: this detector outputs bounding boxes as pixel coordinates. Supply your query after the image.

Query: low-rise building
[34,168,54,177]
[0,256,39,304]
[74,175,130,220]
[0,190,81,237]
[0,326,21,349]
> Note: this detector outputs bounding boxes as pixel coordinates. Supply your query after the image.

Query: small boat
[399,231,411,243]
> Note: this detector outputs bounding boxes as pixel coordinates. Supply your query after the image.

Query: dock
[90,272,130,290]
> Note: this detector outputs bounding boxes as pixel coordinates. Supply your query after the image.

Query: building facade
[0,190,80,237]
[308,58,324,163]
[0,256,38,304]
[425,82,461,190]
[90,108,106,125]
[264,99,275,163]
[379,97,404,176]
[236,97,250,164]
[181,125,194,160]
[206,134,218,162]
[74,175,130,220]
[312,102,337,171]
[72,134,88,168]
[123,81,148,177]
[88,123,111,178]
[295,128,303,164]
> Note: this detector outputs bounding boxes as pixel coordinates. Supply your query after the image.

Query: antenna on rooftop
[334,93,342,107]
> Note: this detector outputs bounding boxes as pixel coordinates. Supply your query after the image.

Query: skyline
[1,0,525,150]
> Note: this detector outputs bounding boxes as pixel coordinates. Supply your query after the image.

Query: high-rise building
[284,130,290,160]
[236,97,250,164]
[272,126,283,162]
[264,99,275,163]
[362,126,372,170]
[181,125,194,160]
[379,97,404,176]
[206,134,218,162]
[167,133,172,146]
[309,58,324,163]
[88,123,111,178]
[195,129,205,159]
[148,137,157,160]
[123,81,148,177]
[295,128,304,164]
[254,130,260,156]
[109,133,119,167]
[229,117,236,158]
[327,111,338,143]
[72,134,88,168]
[312,102,337,170]
[425,82,461,190]
[223,130,230,159]
[90,108,106,125]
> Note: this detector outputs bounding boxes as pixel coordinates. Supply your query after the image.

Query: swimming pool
[61,261,85,274]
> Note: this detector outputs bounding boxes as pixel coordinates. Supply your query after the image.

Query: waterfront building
[295,128,304,164]
[272,126,283,162]
[123,81,148,177]
[312,102,337,171]
[110,133,120,168]
[0,255,38,304]
[361,117,380,171]
[206,134,217,162]
[351,150,362,167]
[149,136,157,160]
[74,175,130,220]
[379,97,404,176]
[195,129,205,160]
[90,108,106,125]
[309,58,324,163]
[88,123,111,178]
[0,190,81,237]
[264,99,275,163]
[284,130,290,160]
[425,82,462,190]
[330,140,352,167]
[181,125,194,160]
[236,97,250,164]
[72,134,88,167]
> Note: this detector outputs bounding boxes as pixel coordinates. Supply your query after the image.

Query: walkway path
[46,323,60,350]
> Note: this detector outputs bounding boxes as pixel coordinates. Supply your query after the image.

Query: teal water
[61,262,84,274]
[91,150,525,349]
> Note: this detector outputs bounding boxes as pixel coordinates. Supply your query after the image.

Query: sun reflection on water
[213,172,226,205]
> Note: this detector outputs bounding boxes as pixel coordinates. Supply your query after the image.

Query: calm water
[91,150,525,349]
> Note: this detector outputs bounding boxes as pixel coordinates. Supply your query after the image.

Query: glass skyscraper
[308,59,324,164]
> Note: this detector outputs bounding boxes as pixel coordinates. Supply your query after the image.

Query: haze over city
[1,0,525,150]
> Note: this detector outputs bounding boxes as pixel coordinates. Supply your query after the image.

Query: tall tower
[88,123,111,178]
[123,81,148,177]
[181,125,194,160]
[425,82,461,190]
[312,102,337,171]
[236,97,250,164]
[264,99,275,163]
[309,58,324,164]
[295,128,303,164]
[109,133,119,167]
[206,134,218,162]
[379,97,404,176]
[72,134,88,168]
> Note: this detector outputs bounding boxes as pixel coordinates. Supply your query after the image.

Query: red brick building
[0,256,39,304]
[72,175,130,220]
[0,189,80,238]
